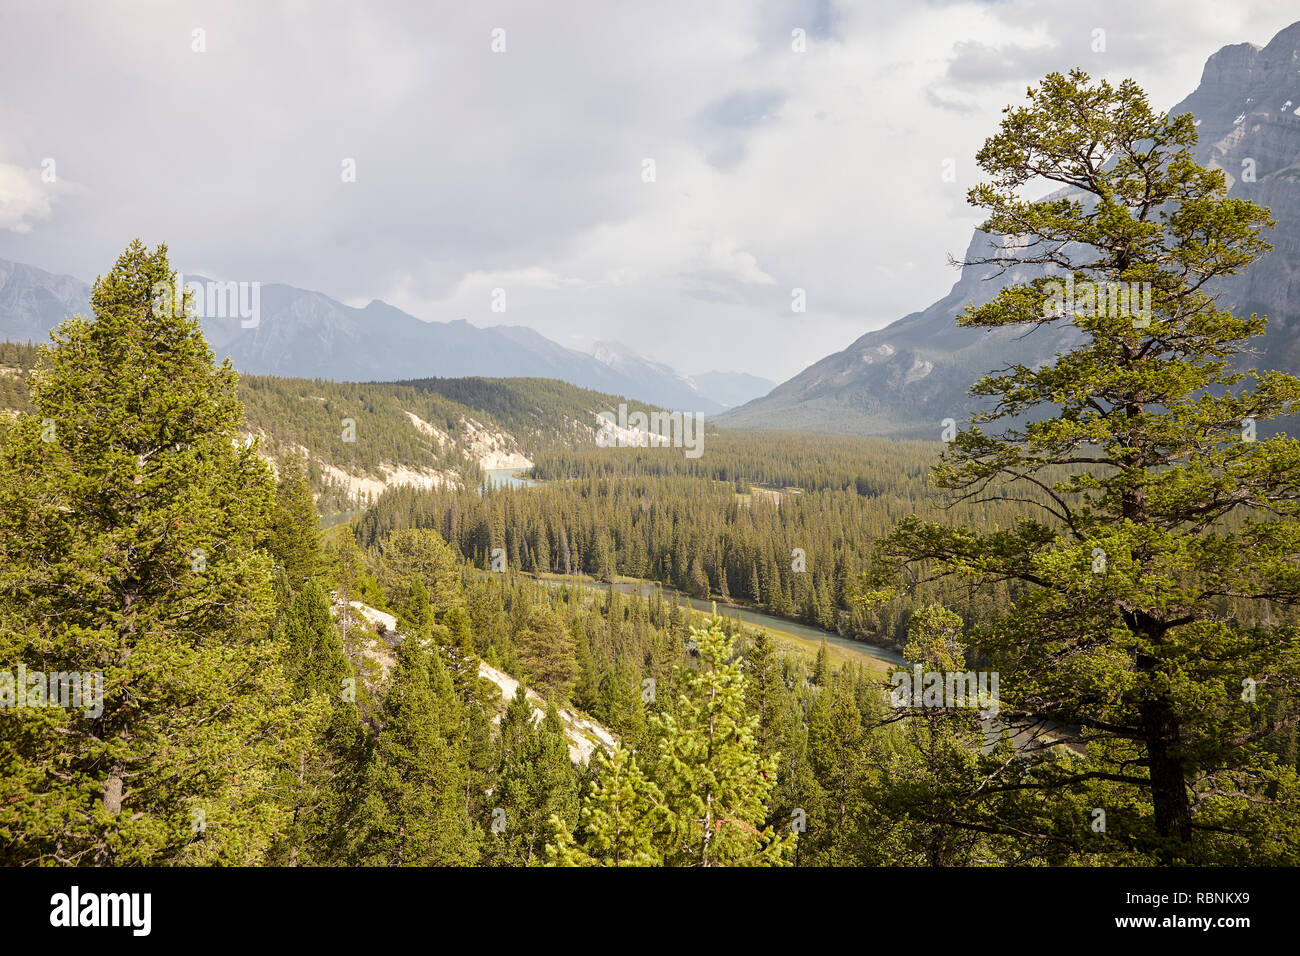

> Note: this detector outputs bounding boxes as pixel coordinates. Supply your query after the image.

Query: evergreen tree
[883,72,1300,863]
[268,454,324,587]
[267,579,357,865]
[858,606,1002,866]
[515,605,578,704]
[812,641,830,686]
[378,527,463,622]
[805,673,866,866]
[745,632,819,860]
[546,744,665,867]
[351,638,478,865]
[0,241,298,865]
[487,692,579,865]
[648,618,792,866]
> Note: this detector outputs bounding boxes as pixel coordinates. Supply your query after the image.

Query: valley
[3,9,1300,885]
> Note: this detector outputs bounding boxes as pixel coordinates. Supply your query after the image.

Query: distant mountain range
[720,20,1300,437]
[0,260,772,413]
[691,370,779,409]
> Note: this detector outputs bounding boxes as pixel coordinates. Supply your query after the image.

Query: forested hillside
[394,375,704,455]
[356,435,1029,644]
[0,341,690,514]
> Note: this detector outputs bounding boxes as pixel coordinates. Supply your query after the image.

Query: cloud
[0,0,1297,380]
[944,38,1064,86]
[0,163,56,234]
[702,89,788,128]
[925,87,981,114]
[706,239,777,285]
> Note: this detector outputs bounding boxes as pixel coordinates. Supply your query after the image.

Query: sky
[1,0,1298,381]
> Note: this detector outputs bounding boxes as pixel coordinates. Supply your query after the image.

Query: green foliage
[882,71,1300,863]
[486,690,579,865]
[267,579,359,865]
[268,454,326,587]
[237,373,479,508]
[356,431,1032,645]
[546,744,664,866]
[0,241,299,864]
[514,605,578,704]
[7,92,1300,875]
[397,376,671,455]
[350,638,480,865]
[647,618,793,866]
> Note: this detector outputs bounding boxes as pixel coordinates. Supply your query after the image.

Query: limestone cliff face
[722,21,1300,437]
[1178,24,1300,372]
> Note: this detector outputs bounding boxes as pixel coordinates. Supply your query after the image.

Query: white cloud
[0,0,1297,379]
[706,239,776,285]
[0,164,54,234]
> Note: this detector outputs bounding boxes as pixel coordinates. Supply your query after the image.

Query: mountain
[0,262,733,412]
[692,370,777,408]
[720,20,1300,437]
[0,259,92,343]
[588,340,723,413]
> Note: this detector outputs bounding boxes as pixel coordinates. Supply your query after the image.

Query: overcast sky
[1,0,1297,381]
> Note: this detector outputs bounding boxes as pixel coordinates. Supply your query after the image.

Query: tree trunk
[290,750,306,866]
[94,761,126,865]
[1122,436,1193,857]
[1139,695,1193,852]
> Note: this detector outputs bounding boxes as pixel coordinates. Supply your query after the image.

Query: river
[533,575,903,669]
[468,466,902,667]
[480,467,540,492]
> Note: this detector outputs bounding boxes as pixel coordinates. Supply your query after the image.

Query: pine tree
[399,578,434,639]
[378,527,463,622]
[571,626,602,713]
[858,605,1013,866]
[268,454,324,587]
[487,693,579,865]
[745,631,819,858]
[804,673,865,866]
[546,744,665,867]
[351,638,479,865]
[332,531,367,665]
[812,641,830,686]
[648,617,792,866]
[688,557,710,599]
[515,604,578,704]
[883,72,1300,863]
[0,240,299,865]
[267,579,356,865]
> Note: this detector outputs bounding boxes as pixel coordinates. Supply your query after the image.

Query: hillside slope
[341,599,617,765]
[0,341,686,512]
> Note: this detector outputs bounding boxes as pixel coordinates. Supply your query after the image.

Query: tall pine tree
[0,241,299,865]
